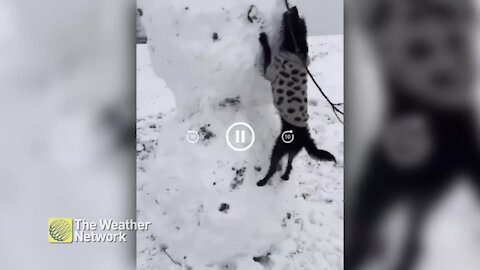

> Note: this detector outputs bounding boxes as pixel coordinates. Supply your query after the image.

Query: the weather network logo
[48,218,73,243]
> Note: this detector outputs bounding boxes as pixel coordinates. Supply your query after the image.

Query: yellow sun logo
[48,218,73,243]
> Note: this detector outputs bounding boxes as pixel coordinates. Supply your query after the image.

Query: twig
[161,246,182,267]
[306,68,344,124]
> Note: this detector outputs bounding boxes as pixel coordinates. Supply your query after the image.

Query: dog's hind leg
[281,150,299,181]
[257,139,287,186]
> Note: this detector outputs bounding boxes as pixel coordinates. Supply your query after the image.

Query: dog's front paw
[256,179,268,187]
[259,32,268,45]
[280,175,290,181]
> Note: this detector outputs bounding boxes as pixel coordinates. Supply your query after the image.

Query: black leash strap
[306,68,344,124]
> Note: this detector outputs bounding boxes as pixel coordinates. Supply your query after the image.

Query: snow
[137,33,343,270]
[138,0,285,115]
[137,1,342,269]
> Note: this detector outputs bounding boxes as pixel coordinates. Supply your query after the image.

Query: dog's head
[281,7,308,61]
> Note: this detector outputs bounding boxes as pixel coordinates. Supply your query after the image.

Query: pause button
[235,130,246,144]
[226,122,255,151]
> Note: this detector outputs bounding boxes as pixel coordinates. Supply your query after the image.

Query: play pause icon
[226,122,255,151]
[235,130,246,143]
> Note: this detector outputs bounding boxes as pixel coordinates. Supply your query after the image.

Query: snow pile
[138,0,284,113]
[137,1,343,269]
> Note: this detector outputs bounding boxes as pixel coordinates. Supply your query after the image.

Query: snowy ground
[136,35,343,270]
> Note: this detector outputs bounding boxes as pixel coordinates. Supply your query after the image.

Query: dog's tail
[304,135,336,162]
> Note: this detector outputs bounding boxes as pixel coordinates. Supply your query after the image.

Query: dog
[256,7,336,187]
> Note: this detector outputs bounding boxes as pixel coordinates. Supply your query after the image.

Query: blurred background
[0,0,136,269]
[346,0,480,269]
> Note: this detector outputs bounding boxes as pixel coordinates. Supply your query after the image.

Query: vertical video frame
[137,1,344,269]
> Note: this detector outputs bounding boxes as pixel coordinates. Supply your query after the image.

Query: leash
[284,1,344,124]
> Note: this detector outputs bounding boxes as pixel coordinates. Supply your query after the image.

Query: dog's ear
[287,7,301,24]
[285,7,306,36]
[280,6,309,56]
[288,7,299,17]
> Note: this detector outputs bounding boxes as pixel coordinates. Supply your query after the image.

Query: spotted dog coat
[266,52,310,127]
